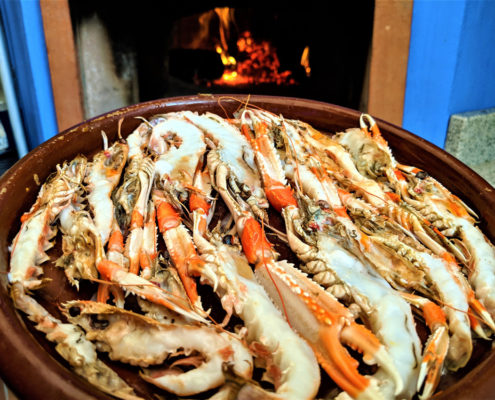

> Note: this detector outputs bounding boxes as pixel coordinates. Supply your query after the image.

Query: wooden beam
[368,0,413,126]
[40,0,84,131]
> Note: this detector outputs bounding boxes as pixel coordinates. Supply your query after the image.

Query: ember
[212,30,296,87]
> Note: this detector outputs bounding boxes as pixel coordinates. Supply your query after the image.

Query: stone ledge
[446,107,495,166]
[446,107,495,186]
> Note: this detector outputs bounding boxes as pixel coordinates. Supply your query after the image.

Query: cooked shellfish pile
[8,108,495,400]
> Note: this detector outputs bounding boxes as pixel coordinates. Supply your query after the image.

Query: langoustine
[86,133,128,245]
[114,120,157,276]
[250,110,469,375]
[150,114,211,307]
[11,285,141,400]
[9,155,87,289]
[393,159,495,324]
[63,300,253,397]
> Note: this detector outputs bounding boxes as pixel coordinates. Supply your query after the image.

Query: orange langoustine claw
[112,120,157,278]
[124,156,155,276]
[96,258,208,323]
[97,224,126,306]
[153,190,205,306]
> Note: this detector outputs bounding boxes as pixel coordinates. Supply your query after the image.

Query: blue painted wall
[0,0,58,149]
[403,0,495,148]
[450,1,495,113]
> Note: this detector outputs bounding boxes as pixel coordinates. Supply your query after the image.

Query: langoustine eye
[68,306,81,317]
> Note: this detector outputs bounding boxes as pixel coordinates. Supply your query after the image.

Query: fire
[176,7,297,87]
[212,31,295,86]
[207,8,295,87]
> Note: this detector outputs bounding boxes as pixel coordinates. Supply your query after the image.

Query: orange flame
[214,8,232,52]
[300,46,311,77]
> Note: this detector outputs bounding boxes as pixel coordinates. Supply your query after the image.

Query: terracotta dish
[0,95,494,399]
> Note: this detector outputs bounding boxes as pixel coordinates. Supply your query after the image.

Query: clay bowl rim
[0,94,494,399]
